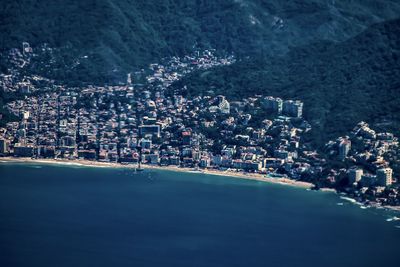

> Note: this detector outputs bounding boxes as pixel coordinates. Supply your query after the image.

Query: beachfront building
[13,143,34,157]
[376,168,393,187]
[348,168,363,185]
[0,139,10,155]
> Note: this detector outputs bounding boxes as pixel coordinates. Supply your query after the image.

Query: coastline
[0,157,313,189]
[2,157,400,212]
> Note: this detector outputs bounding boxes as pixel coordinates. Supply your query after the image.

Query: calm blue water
[0,162,399,267]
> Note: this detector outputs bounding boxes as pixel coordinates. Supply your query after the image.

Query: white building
[216,95,230,114]
[339,139,351,160]
[22,111,30,120]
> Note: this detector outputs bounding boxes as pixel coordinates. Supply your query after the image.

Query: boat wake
[31,166,43,169]
[386,216,400,222]
[339,196,357,203]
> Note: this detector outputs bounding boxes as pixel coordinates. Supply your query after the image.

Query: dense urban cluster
[323,122,400,206]
[1,43,399,208]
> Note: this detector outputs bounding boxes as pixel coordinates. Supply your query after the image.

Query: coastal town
[1,43,400,208]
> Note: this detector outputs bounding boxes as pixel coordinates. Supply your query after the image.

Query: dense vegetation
[1,0,400,83]
[173,19,400,145]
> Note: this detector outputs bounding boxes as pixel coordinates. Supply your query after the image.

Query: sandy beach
[0,157,314,189]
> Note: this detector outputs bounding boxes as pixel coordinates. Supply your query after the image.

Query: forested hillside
[1,0,400,83]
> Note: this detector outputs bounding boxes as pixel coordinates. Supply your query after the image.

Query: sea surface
[0,162,399,267]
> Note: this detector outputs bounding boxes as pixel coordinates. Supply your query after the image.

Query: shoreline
[0,157,313,189]
[2,157,399,212]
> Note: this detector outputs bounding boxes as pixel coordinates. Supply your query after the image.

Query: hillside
[172,19,400,145]
[1,0,400,83]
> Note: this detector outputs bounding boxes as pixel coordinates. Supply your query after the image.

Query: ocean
[0,162,399,267]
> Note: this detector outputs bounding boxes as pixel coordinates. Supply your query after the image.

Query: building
[0,139,10,155]
[22,111,30,120]
[360,174,376,187]
[192,150,201,161]
[261,96,283,114]
[140,138,152,149]
[182,147,193,157]
[282,100,303,118]
[274,150,290,160]
[264,158,285,168]
[244,161,262,171]
[233,159,245,169]
[142,154,159,164]
[216,95,230,114]
[348,168,363,184]
[212,155,222,166]
[339,139,351,160]
[60,136,76,147]
[139,124,161,138]
[199,157,211,168]
[169,156,180,166]
[38,146,55,158]
[376,168,393,187]
[359,125,376,139]
[77,150,97,160]
[127,73,132,85]
[13,143,34,157]
[182,131,192,145]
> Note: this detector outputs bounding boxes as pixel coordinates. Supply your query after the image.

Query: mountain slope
[173,19,400,145]
[1,0,400,83]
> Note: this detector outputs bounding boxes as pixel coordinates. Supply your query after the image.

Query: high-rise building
[216,95,230,114]
[339,139,351,160]
[348,168,363,184]
[127,73,132,85]
[282,100,303,118]
[261,96,283,114]
[376,168,393,187]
